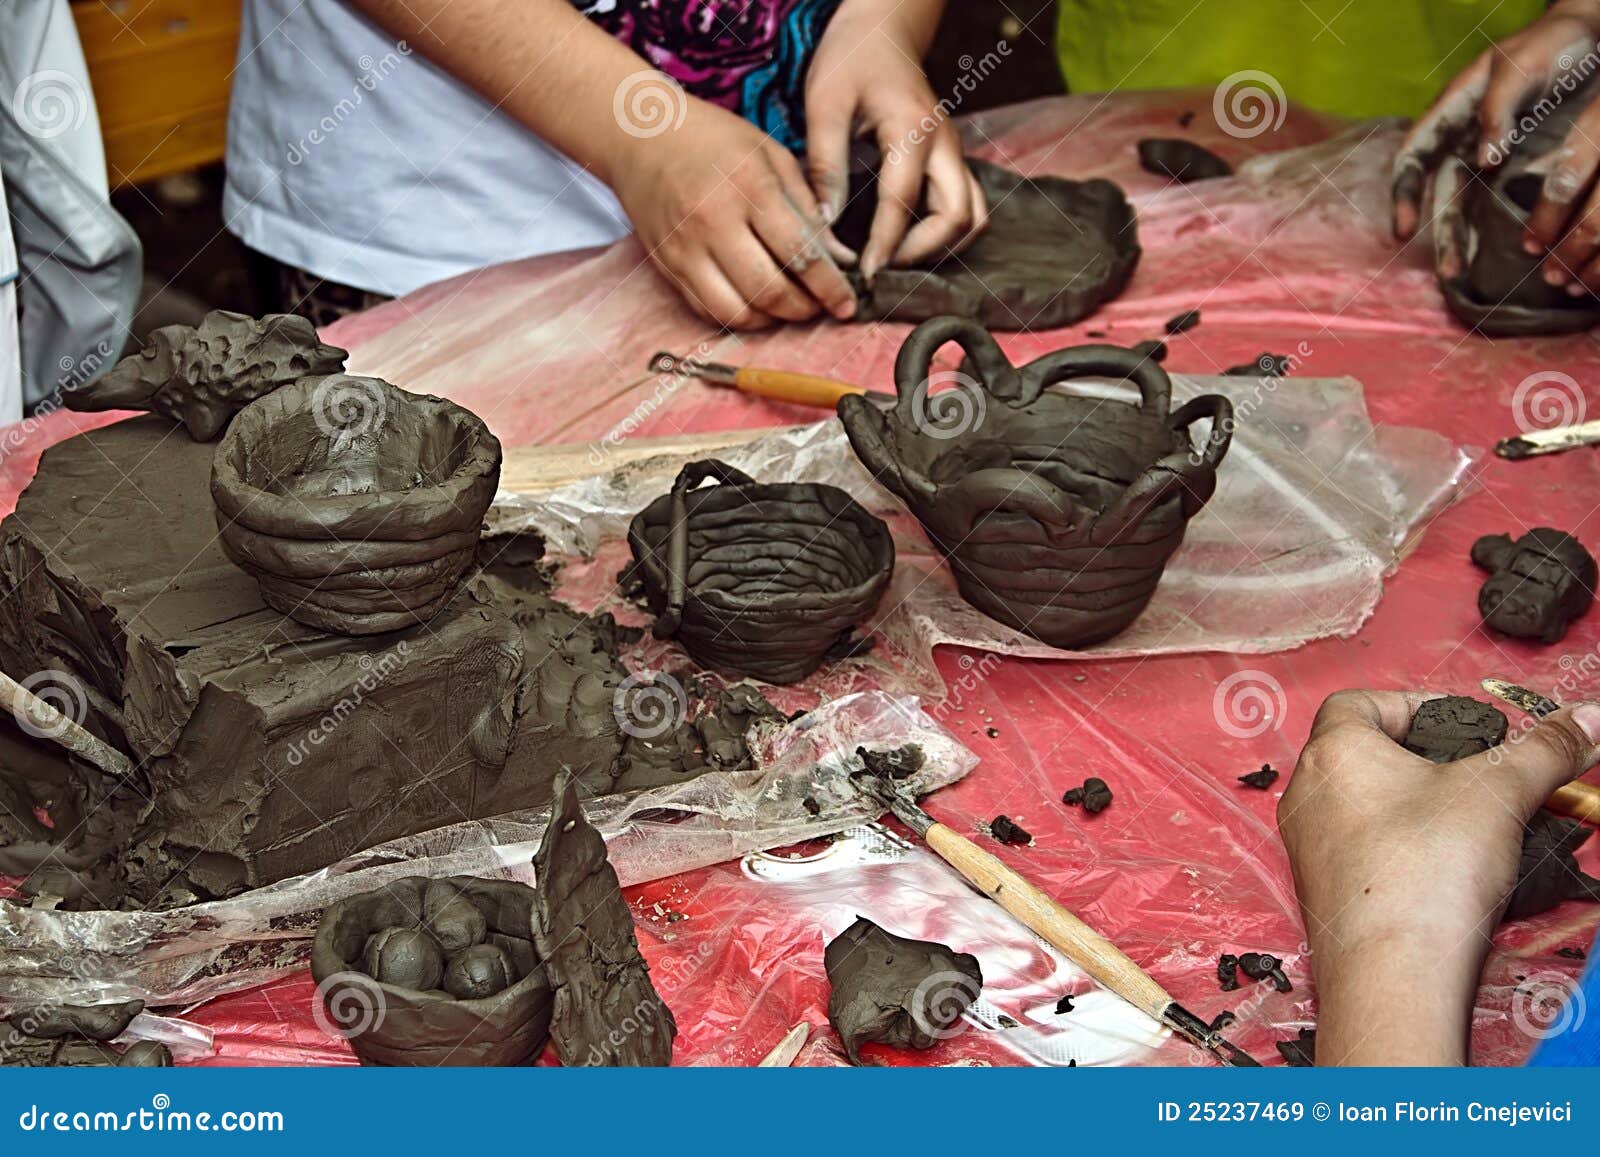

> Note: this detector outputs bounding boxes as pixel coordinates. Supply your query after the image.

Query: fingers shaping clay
[1400,695,1508,762]
[65,310,348,440]
[823,916,983,1065]
[837,317,1233,648]
[1470,529,1597,644]
[627,459,894,684]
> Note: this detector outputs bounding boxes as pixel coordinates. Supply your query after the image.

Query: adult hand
[1277,689,1600,1065]
[608,97,857,330]
[1394,1,1600,290]
[803,0,987,280]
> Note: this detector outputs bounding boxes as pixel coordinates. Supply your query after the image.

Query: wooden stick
[498,426,793,495]
[1550,780,1600,824]
[757,1021,809,1067]
[0,670,135,780]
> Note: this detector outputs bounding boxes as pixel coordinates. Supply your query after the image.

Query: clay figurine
[212,374,503,635]
[1137,138,1232,182]
[626,459,894,684]
[824,916,983,1064]
[1401,695,1508,762]
[831,145,1139,330]
[65,310,347,440]
[839,318,1234,649]
[1471,529,1597,643]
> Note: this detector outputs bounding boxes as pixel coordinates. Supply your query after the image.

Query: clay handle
[734,367,864,409]
[1169,393,1234,472]
[657,459,758,638]
[892,317,1023,425]
[924,822,1173,1023]
[1016,344,1173,416]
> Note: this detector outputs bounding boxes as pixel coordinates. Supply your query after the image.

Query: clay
[1505,810,1600,920]
[1556,946,1588,960]
[1209,1010,1237,1033]
[857,744,926,781]
[1436,85,1600,335]
[838,318,1234,649]
[627,459,894,684]
[212,374,503,636]
[1276,1028,1316,1067]
[6,1000,143,1041]
[823,916,983,1064]
[363,927,446,991]
[1165,310,1201,335]
[2,1039,173,1068]
[989,815,1032,845]
[1471,529,1597,644]
[444,943,518,1000]
[1131,339,1168,364]
[1224,354,1290,377]
[1238,951,1292,993]
[1137,138,1232,182]
[312,875,554,1066]
[423,880,489,954]
[1055,994,1076,1014]
[1238,764,1279,790]
[533,773,676,1066]
[64,310,348,440]
[1062,777,1113,813]
[1217,954,1240,992]
[1402,696,1508,762]
[832,146,1139,330]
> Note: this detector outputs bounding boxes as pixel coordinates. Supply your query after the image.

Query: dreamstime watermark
[311,373,388,441]
[284,642,411,767]
[286,43,412,165]
[1482,44,1600,167]
[311,970,388,1040]
[613,70,688,138]
[612,671,688,739]
[1212,670,1287,739]
[1213,70,1287,140]
[580,990,675,1065]
[587,341,716,468]
[1510,369,1586,435]
[1511,971,1586,1040]
[884,42,1012,166]
[11,669,89,742]
[1188,340,1315,465]
[11,70,88,141]
[1,340,117,465]
[910,369,986,440]
[927,652,1004,726]
[909,967,983,1041]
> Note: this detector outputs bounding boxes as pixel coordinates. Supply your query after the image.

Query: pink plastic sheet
[2,91,1598,1066]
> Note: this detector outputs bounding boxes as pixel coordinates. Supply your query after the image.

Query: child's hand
[609,99,857,331]
[804,0,987,280]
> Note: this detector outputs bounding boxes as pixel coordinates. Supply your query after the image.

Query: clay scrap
[2,1001,170,1068]
[627,459,893,684]
[1276,1028,1316,1067]
[1471,529,1597,644]
[1062,777,1114,813]
[824,916,983,1064]
[65,309,347,440]
[838,317,1233,649]
[1238,764,1279,790]
[832,147,1139,330]
[988,815,1032,845]
[1138,138,1232,182]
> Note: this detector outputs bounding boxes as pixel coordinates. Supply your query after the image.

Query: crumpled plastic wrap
[496,375,1476,701]
[0,692,974,1011]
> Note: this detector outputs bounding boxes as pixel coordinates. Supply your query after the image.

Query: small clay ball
[422,881,487,955]
[443,943,518,1001]
[362,926,444,991]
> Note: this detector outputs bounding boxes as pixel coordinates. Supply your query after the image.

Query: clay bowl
[211,374,502,635]
[838,316,1233,649]
[627,460,894,684]
[311,875,553,1067]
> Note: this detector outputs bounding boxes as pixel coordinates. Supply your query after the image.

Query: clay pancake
[532,774,676,1066]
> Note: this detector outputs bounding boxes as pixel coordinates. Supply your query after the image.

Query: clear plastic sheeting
[497,374,1475,701]
[0,693,975,1011]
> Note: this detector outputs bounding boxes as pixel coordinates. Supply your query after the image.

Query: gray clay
[444,943,519,1000]
[423,881,489,954]
[838,317,1233,648]
[363,927,445,991]
[5,999,143,1041]
[65,310,347,440]
[1471,529,1597,644]
[824,916,983,1064]
[1401,696,1508,762]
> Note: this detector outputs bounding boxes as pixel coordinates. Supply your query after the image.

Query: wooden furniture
[71,0,241,187]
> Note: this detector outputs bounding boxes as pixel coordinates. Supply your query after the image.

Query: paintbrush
[850,761,1258,1066]
[648,351,891,411]
[1480,678,1600,824]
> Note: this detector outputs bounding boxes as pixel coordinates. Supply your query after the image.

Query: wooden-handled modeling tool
[1495,419,1600,460]
[648,351,889,411]
[0,669,137,782]
[1480,678,1600,823]
[757,1022,810,1067]
[851,765,1258,1066]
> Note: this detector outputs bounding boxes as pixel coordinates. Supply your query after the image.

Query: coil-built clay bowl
[311,876,553,1066]
[837,316,1233,649]
[627,460,894,684]
[212,374,502,635]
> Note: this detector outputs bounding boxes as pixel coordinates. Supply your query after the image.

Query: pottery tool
[757,1021,810,1067]
[648,351,889,410]
[1480,678,1600,823]
[1495,419,1600,460]
[0,669,136,782]
[849,765,1259,1066]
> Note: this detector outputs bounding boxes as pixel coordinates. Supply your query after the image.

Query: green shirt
[1056,0,1547,118]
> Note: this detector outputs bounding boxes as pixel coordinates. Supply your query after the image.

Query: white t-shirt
[224,0,632,297]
